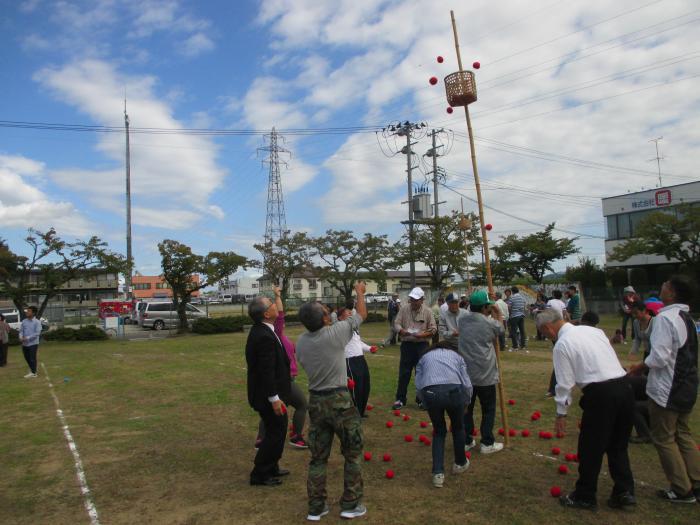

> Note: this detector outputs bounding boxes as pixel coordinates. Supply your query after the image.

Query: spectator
[546,290,569,320]
[416,341,472,488]
[0,313,9,367]
[431,297,445,345]
[621,286,640,340]
[566,285,582,324]
[580,311,600,327]
[532,292,547,340]
[438,293,468,347]
[19,306,42,378]
[508,287,527,351]
[627,300,655,445]
[385,294,400,345]
[494,291,509,351]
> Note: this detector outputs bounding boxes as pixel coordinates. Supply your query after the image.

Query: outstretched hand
[354,280,366,295]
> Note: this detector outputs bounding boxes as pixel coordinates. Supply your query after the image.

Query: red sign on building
[655,189,672,207]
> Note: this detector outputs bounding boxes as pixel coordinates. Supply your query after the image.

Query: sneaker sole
[340,508,367,519]
[307,509,330,521]
[480,447,503,455]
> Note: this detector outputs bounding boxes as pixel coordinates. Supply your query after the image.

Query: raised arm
[354,281,367,321]
[273,285,284,313]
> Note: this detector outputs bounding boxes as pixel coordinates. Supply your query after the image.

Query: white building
[218,276,260,298]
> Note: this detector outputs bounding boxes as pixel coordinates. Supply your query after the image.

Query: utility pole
[649,137,664,187]
[124,100,133,300]
[425,128,448,290]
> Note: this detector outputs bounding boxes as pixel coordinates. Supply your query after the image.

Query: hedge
[192,316,248,334]
[42,325,108,342]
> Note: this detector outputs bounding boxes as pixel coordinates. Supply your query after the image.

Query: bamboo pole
[450,10,510,447]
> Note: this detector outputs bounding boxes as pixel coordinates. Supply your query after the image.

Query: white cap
[396,299,401,303]
[623,286,636,294]
[408,287,425,300]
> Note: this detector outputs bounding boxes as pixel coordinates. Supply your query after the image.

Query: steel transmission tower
[258,127,291,244]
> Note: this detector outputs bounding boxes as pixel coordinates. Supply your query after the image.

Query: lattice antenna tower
[257,127,291,244]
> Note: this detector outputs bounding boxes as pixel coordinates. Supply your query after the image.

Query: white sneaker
[307,504,330,521]
[480,442,504,454]
[452,459,470,474]
[432,473,445,488]
[464,439,477,451]
[340,504,367,519]
[24,372,37,378]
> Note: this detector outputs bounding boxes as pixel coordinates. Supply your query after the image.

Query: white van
[138,301,207,330]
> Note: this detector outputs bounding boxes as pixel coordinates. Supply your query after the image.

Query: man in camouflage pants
[296,281,368,521]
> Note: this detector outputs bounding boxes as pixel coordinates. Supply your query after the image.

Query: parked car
[138,301,207,330]
[2,309,50,332]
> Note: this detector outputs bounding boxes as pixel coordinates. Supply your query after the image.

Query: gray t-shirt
[297,312,362,391]
[457,313,504,386]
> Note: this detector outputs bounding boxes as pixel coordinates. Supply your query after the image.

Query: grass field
[1,315,698,525]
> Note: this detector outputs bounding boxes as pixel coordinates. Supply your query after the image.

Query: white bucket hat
[408,287,425,300]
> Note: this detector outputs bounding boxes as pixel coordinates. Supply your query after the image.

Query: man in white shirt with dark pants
[537,308,635,511]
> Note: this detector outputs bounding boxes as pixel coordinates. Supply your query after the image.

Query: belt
[309,387,349,396]
[582,375,627,393]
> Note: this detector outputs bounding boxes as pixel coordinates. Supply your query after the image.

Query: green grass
[0,315,698,524]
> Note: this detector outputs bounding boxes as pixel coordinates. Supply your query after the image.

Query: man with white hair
[537,308,635,511]
[392,287,437,411]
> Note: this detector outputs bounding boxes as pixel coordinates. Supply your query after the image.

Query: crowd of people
[245,276,699,520]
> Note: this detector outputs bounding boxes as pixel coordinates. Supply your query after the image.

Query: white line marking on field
[41,362,101,525]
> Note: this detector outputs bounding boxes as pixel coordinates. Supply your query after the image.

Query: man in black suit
[246,295,292,486]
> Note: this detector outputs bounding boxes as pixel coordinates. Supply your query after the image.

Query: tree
[158,240,250,331]
[253,232,313,301]
[313,230,395,301]
[565,256,606,290]
[394,211,481,292]
[494,224,579,284]
[609,204,700,281]
[0,229,126,319]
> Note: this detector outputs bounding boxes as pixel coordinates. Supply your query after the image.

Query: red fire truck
[98,300,136,324]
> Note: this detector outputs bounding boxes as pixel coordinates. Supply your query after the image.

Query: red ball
[551,447,561,455]
[437,56,444,63]
[508,429,517,437]
[472,61,481,69]
[446,107,453,114]
[550,486,562,498]
[508,399,516,406]
[534,411,542,417]
[419,434,428,443]
[347,378,356,389]
[575,454,579,462]
[383,453,392,462]
[429,76,438,85]
[521,429,530,437]
[385,469,395,479]
[403,415,410,422]
[420,421,429,428]
[564,453,575,462]
[363,452,372,461]
[558,464,569,475]
[404,434,413,443]
[465,451,472,460]
[281,404,287,414]
[556,432,565,439]
[423,438,431,446]
[370,346,378,353]
[498,428,505,436]
[366,404,373,411]
[386,421,394,428]
[393,410,401,416]
[485,224,493,231]
[472,429,479,437]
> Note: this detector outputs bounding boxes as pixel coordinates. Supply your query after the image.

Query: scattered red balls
[508,429,517,437]
[531,411,541,421]
[423,438,432,446]
[498,428,505,436]
[550,486,562,497]
[521,429,530,437]
[437,56,444,63]
[385,469,395,479]
[383,453,392,462]
[404,434,414,443]
[485,224,493,231]
[508,399,516,406]
[539,431,553,439]
[386,421,394,428]
[465,451,472,460]
[363,452,372,461]
[558,465,569,475]
[366,404,374,411]
[419,435,428,443]
[564,453,576,462]
[551,447,561,455]
[556,432,565,439]
[420,421,429,428]
[446,107,453,114]
[472,61,481,69]
[429,76,438,85]
[403,415,410,422]
[347,378,356,390]
[393,410,401,417]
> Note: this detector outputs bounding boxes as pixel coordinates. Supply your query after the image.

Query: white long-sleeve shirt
[552,323,626,415]
[645,303,690,408]
[344,331,371,358]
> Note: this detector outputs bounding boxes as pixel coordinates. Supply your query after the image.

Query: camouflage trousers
[307,389,363,514]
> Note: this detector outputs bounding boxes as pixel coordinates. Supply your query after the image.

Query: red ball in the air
[386,421,394,428]
[551,447,561,455]
[508,399,516,406]
[429,76,438,85]
[485,224,493,231]
[472,61,481,69]
[437,56,444,63]
[404,434,414,443]
[521,429,530,437]
[383,453,392,462]
[385,469,395,479]
[363,452,372,461]
[446,107,453,114]
[558,464,569,475]
[550,486,562,497]
[420,421,429,428]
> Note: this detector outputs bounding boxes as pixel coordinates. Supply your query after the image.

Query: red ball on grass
[419,435,428,443]
[485,224,493,231]
[521,429,530,437]
[423,438,431,446]
[364,452,372,461]
[551,447,561,455]
[347,378,356,389]
[550,486,562,497]
[472,61,481,69]
[531,413,540,421]
[420,421,429,428]
[498,428,505,436]
[446,107,453,114]
[509,429,517,437]
[564,453,575,462]
[472,429,479,437]
[366,404,374,411]
[558,464,569,475]
[465,451,472,460]
[556,432,565,439]
[383,453,392,462]
[429,76,438,85]
[403,415,410,422]
[508,399,516,406]
[386,421,394,428]
[385,469,395,479]
[393,409,401,416]
[437,56,444,63]
[404,434,414,443]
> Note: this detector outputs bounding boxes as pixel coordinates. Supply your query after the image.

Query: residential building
[218,276,260,297]
[131,273,200,300]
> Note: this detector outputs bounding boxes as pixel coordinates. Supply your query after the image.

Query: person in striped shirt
[507,287,527,351]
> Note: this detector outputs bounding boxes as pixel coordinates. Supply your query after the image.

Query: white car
[365,293,392,303]
[1,310,50,332]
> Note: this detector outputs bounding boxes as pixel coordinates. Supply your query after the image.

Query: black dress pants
[347,355,370,417]
[22,345,38,374]
[575,376,635,503]
[251,403,288,482]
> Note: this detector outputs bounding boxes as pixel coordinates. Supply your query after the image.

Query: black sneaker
[290,435,309,449]
[559,493,597,511]
[657,488,696,503]
[607,491,636,510]
[391,400,404,411]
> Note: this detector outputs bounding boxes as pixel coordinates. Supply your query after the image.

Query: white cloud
[180,32,215,57]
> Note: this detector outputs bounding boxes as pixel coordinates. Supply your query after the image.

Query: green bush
[192,316,248,334]
[43,325,108,342]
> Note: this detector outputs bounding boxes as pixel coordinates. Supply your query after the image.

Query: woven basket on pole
[444,71,477,106]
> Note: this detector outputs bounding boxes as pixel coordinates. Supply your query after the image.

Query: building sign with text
[631,189,672,210]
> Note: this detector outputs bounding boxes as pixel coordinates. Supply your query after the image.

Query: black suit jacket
[246,322,291,411]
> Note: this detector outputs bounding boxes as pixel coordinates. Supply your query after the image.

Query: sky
[1,0,699,279]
